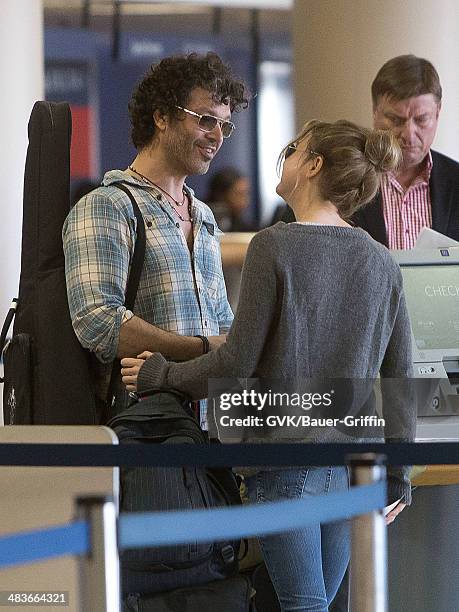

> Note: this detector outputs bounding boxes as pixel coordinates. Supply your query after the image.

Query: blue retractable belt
[0,521,89,569]
[0,482,385,570]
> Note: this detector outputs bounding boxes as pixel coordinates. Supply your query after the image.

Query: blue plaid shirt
[63,170,233,367]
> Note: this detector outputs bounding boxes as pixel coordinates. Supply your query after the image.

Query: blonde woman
[122,120,415,612]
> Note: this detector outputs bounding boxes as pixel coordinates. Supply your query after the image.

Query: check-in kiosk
[391,247,459,439]
[388,246,459,612]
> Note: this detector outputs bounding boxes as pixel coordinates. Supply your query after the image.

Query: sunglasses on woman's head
[285,143,322,160]
[285,143,298,159]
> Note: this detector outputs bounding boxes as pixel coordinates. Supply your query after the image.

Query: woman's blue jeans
[246,467,350,612]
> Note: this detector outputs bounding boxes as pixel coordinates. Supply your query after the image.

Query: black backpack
[123,574,255,612]
[107,389,244,598]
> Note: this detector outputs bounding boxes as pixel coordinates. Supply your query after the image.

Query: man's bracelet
[194,334,210,355]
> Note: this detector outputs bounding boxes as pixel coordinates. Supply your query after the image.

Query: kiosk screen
[401,265,459,351]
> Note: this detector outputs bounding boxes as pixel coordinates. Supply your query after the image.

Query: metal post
[81,0,91,29]
[112,0,121,61]
[347,453,387,612]
[77,495,121,612]
[249,8,261,226]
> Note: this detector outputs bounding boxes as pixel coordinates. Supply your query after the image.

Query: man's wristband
[194,334,210,355]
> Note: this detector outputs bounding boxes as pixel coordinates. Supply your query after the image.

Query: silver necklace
[128,165,192,223]
[170,202,193,223]
[128,165,186,206]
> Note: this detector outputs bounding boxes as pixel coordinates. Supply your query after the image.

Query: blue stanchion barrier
[0,482,384,570]
[120,481,385,548]
[0,442,457,467]
[0,521,89,570]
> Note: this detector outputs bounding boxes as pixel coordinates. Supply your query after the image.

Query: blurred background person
[206,167,257,311]
[206,167,257,232]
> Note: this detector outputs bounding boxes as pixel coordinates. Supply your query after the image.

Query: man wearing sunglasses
[63,52,249,419]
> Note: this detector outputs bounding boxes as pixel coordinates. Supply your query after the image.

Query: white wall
[0,0,44,419]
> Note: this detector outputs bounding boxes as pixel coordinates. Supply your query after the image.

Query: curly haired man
[63,52,249,419]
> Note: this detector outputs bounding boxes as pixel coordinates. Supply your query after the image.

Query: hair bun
[364,129,402,173]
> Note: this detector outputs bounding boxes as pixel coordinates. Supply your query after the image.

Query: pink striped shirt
[381,152,433,249]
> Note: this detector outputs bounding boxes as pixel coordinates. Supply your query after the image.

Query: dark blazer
[351,150,459,246]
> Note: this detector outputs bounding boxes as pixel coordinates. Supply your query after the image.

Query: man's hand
[384,500,406,525]
[121,351,152,392]
[208,334,227,351]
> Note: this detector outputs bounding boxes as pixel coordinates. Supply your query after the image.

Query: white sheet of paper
[383,498,402,516]
[415,227,459,249]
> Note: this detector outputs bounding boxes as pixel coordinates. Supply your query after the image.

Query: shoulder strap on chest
[114,183,146,309]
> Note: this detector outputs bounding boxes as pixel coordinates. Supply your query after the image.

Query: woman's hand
[384,499,406,525]
[121,351,153,392]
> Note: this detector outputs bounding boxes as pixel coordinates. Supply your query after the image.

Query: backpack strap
[104,183,146,417]
[0,299,18,382]
[115,183,146,310]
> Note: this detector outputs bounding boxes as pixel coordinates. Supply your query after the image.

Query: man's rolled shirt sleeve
[63,192,133,363]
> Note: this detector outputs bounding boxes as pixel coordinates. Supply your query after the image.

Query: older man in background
[352,54,459,246]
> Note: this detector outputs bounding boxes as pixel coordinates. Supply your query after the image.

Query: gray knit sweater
[138,223,416,503]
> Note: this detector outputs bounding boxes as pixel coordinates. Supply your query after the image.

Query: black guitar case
[0,101,97,424]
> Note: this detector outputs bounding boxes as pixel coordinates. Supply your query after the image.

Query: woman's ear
[307,155,323,177]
